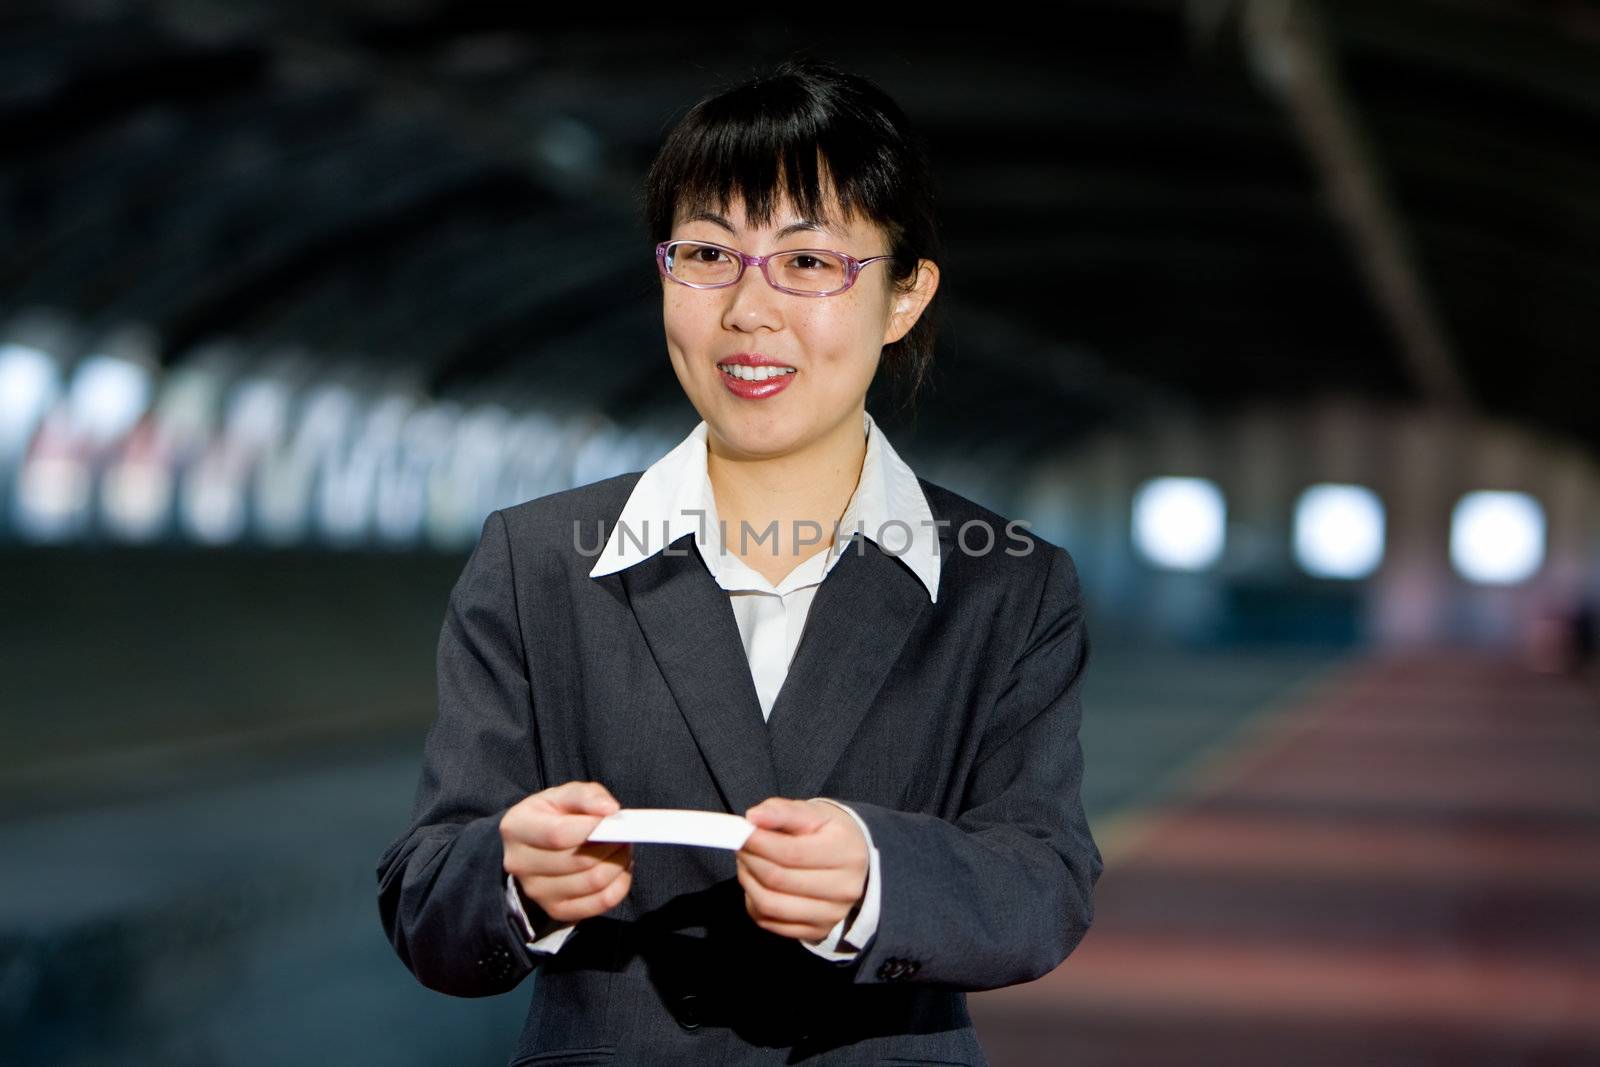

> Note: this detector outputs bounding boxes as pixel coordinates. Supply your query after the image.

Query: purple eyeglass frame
[655,239,893,298]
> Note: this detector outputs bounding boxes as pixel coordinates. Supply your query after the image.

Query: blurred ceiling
[2,0,1597,464]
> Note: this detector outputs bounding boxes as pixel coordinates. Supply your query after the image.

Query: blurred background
[3,1,1598,1064]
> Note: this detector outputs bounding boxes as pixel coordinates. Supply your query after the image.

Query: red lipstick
[718,353,795,367]
[716,352,796,400]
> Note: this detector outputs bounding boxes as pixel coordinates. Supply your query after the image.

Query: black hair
[642,56,943,416]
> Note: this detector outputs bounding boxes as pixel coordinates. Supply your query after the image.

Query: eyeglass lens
[665,242,849,294]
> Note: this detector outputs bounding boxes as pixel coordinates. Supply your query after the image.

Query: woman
[378,57,1102,1066]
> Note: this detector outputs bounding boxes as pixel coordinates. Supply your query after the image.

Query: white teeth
[721,364,796,381]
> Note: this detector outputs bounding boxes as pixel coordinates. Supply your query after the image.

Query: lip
[718,353,796,368]
[717,353,797,400]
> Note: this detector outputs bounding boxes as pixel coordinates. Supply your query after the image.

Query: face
[661,189,936,462]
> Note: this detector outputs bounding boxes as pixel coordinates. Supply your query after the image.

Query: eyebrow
[680,211,838,241]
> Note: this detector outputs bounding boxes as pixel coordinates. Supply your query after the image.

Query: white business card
[586,808,756,850]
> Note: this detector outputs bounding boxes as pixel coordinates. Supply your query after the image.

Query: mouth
[716,355,798,399]
[717,362,798,382]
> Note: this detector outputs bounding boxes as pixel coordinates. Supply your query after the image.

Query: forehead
[672,191,874,240]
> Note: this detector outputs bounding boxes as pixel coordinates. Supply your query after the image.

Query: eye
[690,245,726,263]
[790,253,825,270]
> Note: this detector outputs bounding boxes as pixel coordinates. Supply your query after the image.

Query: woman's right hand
[501,780,634,923]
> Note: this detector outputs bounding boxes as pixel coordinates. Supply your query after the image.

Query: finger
[744,797,829,835]
[736,850,858,904]
[737,864,839,933]
[522,845,632,913]
[506,806,610,851]
[508,837,630,877]
[737,861,839,923]
[543,861,634,924]
[738,823,837,867]
[515,831,633,870]
[756,918,831,941]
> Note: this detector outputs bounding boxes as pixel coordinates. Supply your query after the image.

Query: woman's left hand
[736,798,868,942]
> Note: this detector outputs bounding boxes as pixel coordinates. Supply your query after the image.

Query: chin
[713,417,806,458]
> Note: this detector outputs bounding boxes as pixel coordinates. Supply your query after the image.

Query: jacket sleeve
[376,508,563,997]
[840,544,1103,991]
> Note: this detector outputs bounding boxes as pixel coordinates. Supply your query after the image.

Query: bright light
[1450,491,1544,585]
[67,354,151,448]
[103,455,175,540]
[226,376,290,450]
[15,456,91,541]
[1294,483,1385,579]
[1132,476,1226,570]
[13,409,90,540]
[180,446,248,545]
[374,404,454,544]
[102,422,175,541]
[0,342,60,459]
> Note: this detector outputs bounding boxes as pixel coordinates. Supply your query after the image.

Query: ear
[881,259,940,346]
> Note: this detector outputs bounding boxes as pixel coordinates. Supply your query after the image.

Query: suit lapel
[765,539,932,800]
[618,519,943,813]
[619,534,780,817]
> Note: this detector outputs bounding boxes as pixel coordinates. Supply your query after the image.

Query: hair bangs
[646,74,898,241]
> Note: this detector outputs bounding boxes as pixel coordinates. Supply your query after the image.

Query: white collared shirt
[506,409,940,963]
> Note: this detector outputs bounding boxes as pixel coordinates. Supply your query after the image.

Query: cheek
[661,290,687,329]
[799,301,885,359]
[662,294,712,350]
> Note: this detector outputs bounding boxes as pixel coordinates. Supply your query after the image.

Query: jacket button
[677,992,701,1031]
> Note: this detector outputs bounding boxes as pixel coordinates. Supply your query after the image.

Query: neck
[706,409,867,561]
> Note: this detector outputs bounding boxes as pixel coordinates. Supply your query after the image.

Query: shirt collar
[589,409,941,603]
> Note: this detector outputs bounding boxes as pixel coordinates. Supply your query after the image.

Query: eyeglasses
[656,239,892,298]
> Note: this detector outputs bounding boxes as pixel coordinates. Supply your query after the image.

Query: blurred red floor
[971,651,1600,1066]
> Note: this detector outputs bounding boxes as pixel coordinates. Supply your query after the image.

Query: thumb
[582,783,621,816]
[745,797,827,834]
[549,780,620,816]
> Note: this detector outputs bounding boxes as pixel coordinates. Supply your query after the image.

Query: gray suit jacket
[376,471,1102,1066]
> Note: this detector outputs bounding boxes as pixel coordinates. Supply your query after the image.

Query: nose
[721,258,783,333]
